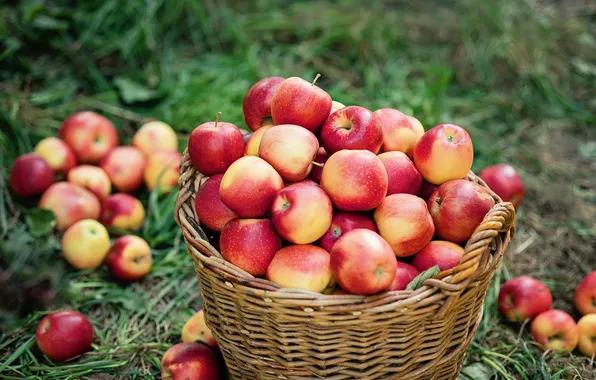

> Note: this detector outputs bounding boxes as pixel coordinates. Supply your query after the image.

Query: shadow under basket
[174,149,516,380]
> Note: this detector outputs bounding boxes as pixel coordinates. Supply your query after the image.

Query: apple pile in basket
[188,74,497,296]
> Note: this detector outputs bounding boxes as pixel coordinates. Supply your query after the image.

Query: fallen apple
[61,219,111,270]
[497,276,553,322]
[67,165,112,200]
[161,342,219,380]
[132,120,178,156]
[99,193,145,231]
[529,309,579,353]
[99,146,147,193]
[10,153,55,197]
[36,310,94,362]
[181,309,218,348]
[39,182,101,231]
[478,164,525,207]
[105,235,152,281]
[59,111,118,163]
[34,137,77,175]
[574,271,596,315]
[577,313,596,357]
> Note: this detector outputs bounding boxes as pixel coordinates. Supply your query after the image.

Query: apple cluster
[188,74,503,296]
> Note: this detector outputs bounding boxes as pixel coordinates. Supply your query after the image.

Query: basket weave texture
[174,148,516,380]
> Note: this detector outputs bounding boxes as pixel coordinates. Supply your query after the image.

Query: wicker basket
[174,148,516,380]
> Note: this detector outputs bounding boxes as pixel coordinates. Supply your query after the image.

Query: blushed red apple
[59,111,118,163]
[161,343,219,380]
[132,120,178,156]
[36,310,94,362]
[411,240,465,272]
[39,182,101,231]
[497,276,553,322]
[406,115,425,157]
[143,151,181,193]
[34,137,77,175]
[530,310,579,353]
[105,235,152,281]
[243,76,285,131]
[266,245,332,293]
[99,193,145,231]
[319,212,378,252]
[195,174,237,232]
[372,108,419,156]
[61,219,111,270]
[574,271,596,315]
[320,106,383,154]
[378,151,422,195]
[10,153,55,197]
[388,262,420,291]
[181,309,217,348]
[479,164,525,207]
[67,165,111,200]
[577,314,596,357]
[99,146,147,193]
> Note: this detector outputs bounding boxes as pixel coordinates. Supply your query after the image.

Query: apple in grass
[244,125,272,156]
[61,219,111,270]
[530,310,579,353]
[378,151,422,195]
[479,164,525,207]
[411,241,465,272]
[243,76,285,131]
[34,137,77,175]
[271,74,332,132]
[319,212,378,252]
[181,309,217,348]
[372,108,420,157]
[195,174,237,232]
[99,193,145,231]
[413,123,474,185]
[132,120,178,156]
[266,245,333,293]
[574,271,596,315]
[67,165,111,200]
[320,106,383,154]
[59,111,118,163]
[161,343,219,380]
[497,276,553,322]
[373,194,434,257]
[428,179,495,244]
[105,235,152,281]
[39,182,101,231]
[36,310,94,362]
[577,314,596,357]
[99,146,147,193]
[10,153,55,197]
[143,151,182,193]
[388,262,420,291]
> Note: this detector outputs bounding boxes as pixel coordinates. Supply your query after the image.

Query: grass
[1,0,595,378]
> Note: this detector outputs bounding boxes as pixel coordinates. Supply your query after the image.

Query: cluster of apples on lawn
[498,271,596,357]
[9,112,182,280]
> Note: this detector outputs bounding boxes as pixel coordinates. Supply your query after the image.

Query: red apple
[413,124,474,185]
[105,235,152,281]
[59,111,118,163]
[34,137,77,175]
[188,113,244,176]
[271,75,332,132]
[99,193,145,231]
[378,151,422,195]
[36,310,94,362]
[373,194,434,257]
[258,124,319,181]
[479,164,525,207]
[428,179,495,244]
[244,125,272,156]
[417,179,438,202]
[319,212,378,252]
[195,174,237,232]
[10,153,55,197]
[372,108,419,157]
[67,165,111,200]
[219,218,281,276]
[242,76,285,131]
[307,147,329,184]
[411,240,465,272]
[497,276,553,322]
[132,120,178,156]
[320,106,383,154]
[330,101,346,115]
[574,271,596,315]
[321,150,388,211]
[181,309,218,348]
[577,314,596,357]
[161,343,219,380]
[99,146,147,193]
[388,262,420,291]
[530,310,579,353]
[266,245,332,293]
[39,182,101,231]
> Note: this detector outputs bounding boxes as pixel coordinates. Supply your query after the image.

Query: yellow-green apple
[143,151,182,193]
[67,165,111,200]
[330,229,397,295]
[34,137,77,175]
[307,147,329,184]
[59,111,118,163]
[266,245,332,293]
[181,310,217,348]
[319,212,378,252]
[188,113,244,176]
[219,156,284,218]
[479,164,525,207]
[161,343,219,380]
[132,120,178,156]
[529,310,579,353]
[411,240,465,272]
[105,235,152,281]
[36,310,94,362]
[373,194,434,257]
[10,153,55,197]
[195,174,237,232]
[270,181,332,244]
[271,75,332,132]
[61,219,111,270]
[258,124,319,181]
[574,271,596,315]
[405,115,425,157]
[418,179,438,202]
[372,108,419,156]
[39,182,101,230]
[378,151,422,195]
[497,276,553,322]
[577,314,596,357]
[99,146,146,193]
[321,150,388,211]
[244,125,272,156]
[428,179,495,244]
[388,262,420,291]
[330,101,346,115]
[219,218,281,276]
[99,193,145,231]
[413,124,473,185]
[242,76,285,131]
[320,106,383,154]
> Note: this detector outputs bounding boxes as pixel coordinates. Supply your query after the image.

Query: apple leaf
[459,362,496,379]
[113,76,161,104]
[405,265,440,291]
[24,208,56,237]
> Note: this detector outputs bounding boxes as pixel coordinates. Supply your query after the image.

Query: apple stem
[215,112,222,128]
[311,161,324,168]
[311,73,321,86]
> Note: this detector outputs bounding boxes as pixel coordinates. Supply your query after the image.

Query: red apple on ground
[330,101,346,115]
[418,179,438,202]
[10,153,55,197]
[372,108,419,157]
[271,181,333,244]
[105,235,152,281]
[529,310,579,353]
[388,262,420,291]
[307,147,329,184]
[59,111,118,163]
[143,151,182,193]
[321,150,388,211]
[574,271,596,315]
[219,156,284,218]
[319,212,378,252]
[320,106,383,154]
[132,120,178,156]
[577,314,596,357]
[36,310,94,362]
[266,245,333,293]
[195,174,237,232]
[161,343,219,380]
[99,193,145,231]
[181,310,217,348]
[39,182,101,231]
[413,124,474,185]
[34,137,77,175]
[219,219,281,276]
[61,219,111,270]
[406,115,425,156]
[374,194,434,257]
[188,113,244,176]
[497,276,553,322]
[244,125,272,156]
[67,165,111,200]
[428,179,495,244]
[258,124,319,181]
[271,75,332,132]
[99,146,147,193]
[243,76,285,131]
[411,240,465,272]
[479,164,525,207]
[378,151,422,195]
[330,229,397,295]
